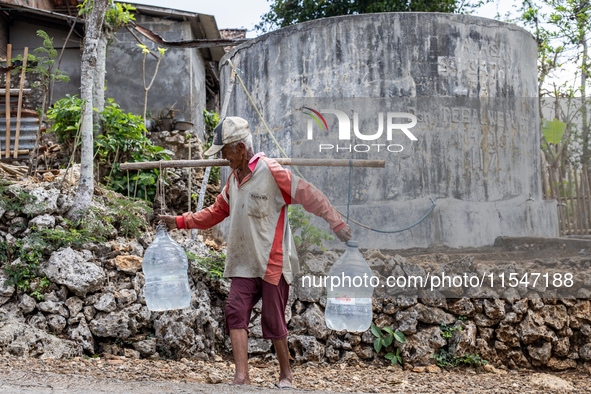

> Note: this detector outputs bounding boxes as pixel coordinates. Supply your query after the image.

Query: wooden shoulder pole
[119,158,385,171]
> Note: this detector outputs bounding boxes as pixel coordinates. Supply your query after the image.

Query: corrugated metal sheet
[0,115,38,159]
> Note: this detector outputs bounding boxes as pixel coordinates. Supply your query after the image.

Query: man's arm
[262,157,351,241]
[293,179,351,241]
[159,186,230,230]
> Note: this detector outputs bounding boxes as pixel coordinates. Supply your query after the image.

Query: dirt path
[0,369,313,393]
[0,355,589,393]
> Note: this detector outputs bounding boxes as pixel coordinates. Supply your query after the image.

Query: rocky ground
[0,354,589,393]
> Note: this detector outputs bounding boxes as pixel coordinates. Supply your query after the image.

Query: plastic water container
[142,224,191,311]
[325,240,373,332]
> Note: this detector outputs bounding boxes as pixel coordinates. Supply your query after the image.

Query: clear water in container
[142,225,191,311]
[325,240,373,332]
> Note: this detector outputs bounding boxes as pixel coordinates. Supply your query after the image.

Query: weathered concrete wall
[218,13,559,249]
[106,14,206,141]
[8,15,206,142]
[10,20,81,103]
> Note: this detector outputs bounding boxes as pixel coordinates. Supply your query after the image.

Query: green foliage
[4,216,112,296]
[157,345,174,359]
[288,206,335,258]
[433,318,488,368]
[0,182,102,296]
[0,181,153,301]
[541,115,571,168]
[432,349,488,368]
[2,219,109,298]
[13,30,69,91]
[97,192,152,238]
[542,118,568,145]
[203,110,220,146]
[48,96,172,200]
[256,0,483,32]
[0,181,40,217]
[78,0,136,30]
[46,94,85,148]
[371,324,406,366]
[513,0,590,165]
[34,220,107,250]
[0,242,7,263]
[105,2,136,29]
[202,110,221,184]
[440,323,462,338]
[432,348,460,368]
[460,353,488,366]
[137,44,166,57]
[385,348,403,366]
[4,239,44,292]
[30,277,50,301]
[187,250,226,278]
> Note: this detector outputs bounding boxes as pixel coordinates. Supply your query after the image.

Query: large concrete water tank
[219,13,559,249]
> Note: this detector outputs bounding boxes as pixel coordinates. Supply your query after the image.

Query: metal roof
[127,3,225,62]
[0,1,226,61]
[0,110,39,160]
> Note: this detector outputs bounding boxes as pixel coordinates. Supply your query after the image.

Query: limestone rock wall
[0,180,586,370]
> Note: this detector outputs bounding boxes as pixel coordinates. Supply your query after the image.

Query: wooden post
[558,167,570,235]
[584,165,591,234]
[549,167,563,235]
[567,166,578,235]
[13,47,27,158]
[573,167,586,234]
[587,166,591,234]
[541,165,549,200]
[5,44,11,158]
[581,167,587,234]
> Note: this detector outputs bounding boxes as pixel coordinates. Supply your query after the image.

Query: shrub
[187,250,226,278]
[288,206,335,259]
[371,324,406,366]
[47,96,172,200]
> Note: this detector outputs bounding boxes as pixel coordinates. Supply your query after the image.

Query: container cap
[346,240,359,248]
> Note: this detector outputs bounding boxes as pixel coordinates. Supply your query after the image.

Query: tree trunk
[581,26,589,164]
[67,0,109,220]
[92,33,109,137]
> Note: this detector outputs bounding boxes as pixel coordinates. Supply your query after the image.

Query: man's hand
[158,215,178,231]
[335,224,352,242]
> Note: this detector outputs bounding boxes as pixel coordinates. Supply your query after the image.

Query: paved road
[0,369,348,393]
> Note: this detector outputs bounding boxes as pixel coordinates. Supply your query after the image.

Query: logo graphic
[300,107,418,153]
[302,107,328,138]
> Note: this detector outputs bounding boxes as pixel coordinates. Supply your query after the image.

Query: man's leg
[225,278,261,385]
[272,337,293,388]
[261,275,292,388]
[230,328,250,385]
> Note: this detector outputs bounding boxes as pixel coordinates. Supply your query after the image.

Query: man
[159,116,351,388]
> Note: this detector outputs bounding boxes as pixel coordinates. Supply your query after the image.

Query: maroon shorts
[225,275,290,340]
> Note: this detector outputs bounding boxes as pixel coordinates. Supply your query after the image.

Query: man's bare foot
[275,376,293,388]
[230,378,251,385]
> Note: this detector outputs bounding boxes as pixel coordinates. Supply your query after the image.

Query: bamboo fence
[543,163,591,235]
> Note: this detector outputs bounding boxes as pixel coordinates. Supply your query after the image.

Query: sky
[131,0,272,37]
[129,0,521,38]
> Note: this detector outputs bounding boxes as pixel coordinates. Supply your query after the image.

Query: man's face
[221,144,244,170]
